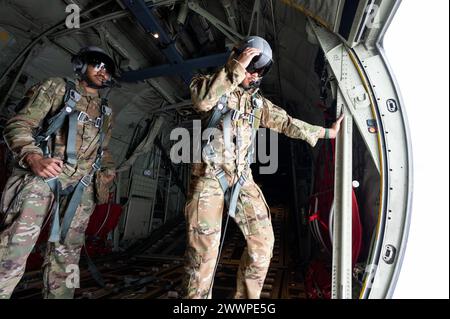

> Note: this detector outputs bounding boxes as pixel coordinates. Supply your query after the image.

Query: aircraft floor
[12,206,308,299]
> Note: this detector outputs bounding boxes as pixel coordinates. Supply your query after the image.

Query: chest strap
[35,79,81,162]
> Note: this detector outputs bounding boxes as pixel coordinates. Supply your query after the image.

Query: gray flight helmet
[235,36,273,77]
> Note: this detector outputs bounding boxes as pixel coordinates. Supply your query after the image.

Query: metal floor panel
[13,206,309,299]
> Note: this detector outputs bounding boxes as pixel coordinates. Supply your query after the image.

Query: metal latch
[387,99,398,113]
[382,244,397,264]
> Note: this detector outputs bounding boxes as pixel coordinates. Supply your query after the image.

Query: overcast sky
[384,0,449,299]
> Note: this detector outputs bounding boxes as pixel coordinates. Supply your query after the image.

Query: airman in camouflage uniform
[0,47,116,299]
[183,37,344,299]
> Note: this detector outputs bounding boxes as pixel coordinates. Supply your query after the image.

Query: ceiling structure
[0,0,335,164]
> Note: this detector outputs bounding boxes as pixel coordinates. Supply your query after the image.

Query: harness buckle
[44,176,58,183]
[248,114,255,125]
[95,117,102,128]
[102,105,112,115]
[92,161,101,171]
[77,111,89,123]
[239,173,248,185]
[216,169,226,179]
[69,89,82,102]
[232,110,240,121]
[252,96,263,109]
[81,175,93,187]
[203,143,217,160]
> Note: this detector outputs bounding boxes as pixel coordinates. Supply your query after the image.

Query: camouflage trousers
[0,171,95,299]
[183,175,275,299]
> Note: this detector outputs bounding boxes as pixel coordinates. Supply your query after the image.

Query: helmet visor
[83,52,116,76]
[246,54,273,77]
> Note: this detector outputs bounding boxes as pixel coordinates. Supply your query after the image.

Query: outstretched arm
[260,98,344,147]
[316,114,345,139]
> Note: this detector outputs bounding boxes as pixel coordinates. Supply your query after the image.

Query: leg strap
[47,178,62,243]
[227,174,247,219]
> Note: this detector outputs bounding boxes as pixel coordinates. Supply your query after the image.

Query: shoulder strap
[202,94,229,150]
[251,94,263,129]
[37,78,80,137]
[35,78,82,158]
[96,99,111,156]
[204,95,229,130]
[246,94,263,165]
[61,78,82,165]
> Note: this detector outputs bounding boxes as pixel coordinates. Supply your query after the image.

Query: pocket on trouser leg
[190,177,223,236]
[196,195,223,236]
[0,174,34,229]
[184,177,205,229]
[236,188,271,237]
[184,195,198,229]
[5,177,51,248]
[253,183,271,221]
[234,199,251,237]
[184,191,222,247]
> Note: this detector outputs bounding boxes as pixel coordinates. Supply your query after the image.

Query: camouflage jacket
[190,59,323,179]
[3,77,115,180]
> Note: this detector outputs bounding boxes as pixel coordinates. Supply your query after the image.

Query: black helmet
[235,36,273,77]
[71,46,116,78]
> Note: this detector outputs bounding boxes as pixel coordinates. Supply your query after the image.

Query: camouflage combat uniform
[184,58,324,299]
[0,77,115,299]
